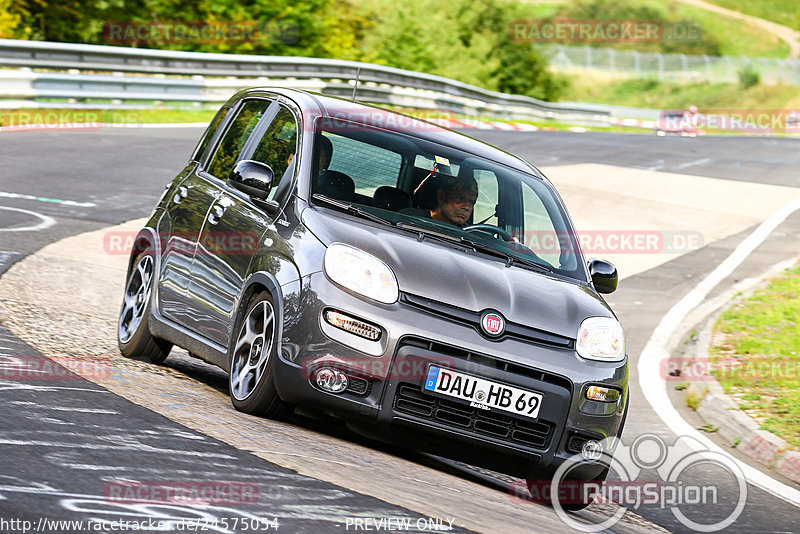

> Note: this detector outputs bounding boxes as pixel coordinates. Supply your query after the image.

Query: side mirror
[229,160,274,200]
[588,258,618,294]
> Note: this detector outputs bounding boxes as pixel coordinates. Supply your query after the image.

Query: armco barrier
[0,39,611,124]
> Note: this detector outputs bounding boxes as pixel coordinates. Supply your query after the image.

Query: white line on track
[0,206,56,232]
[673,157,712,170]
[0,191,95,208]
[638,195,800,506]
[644,159,665,171]
[46,406,118,414]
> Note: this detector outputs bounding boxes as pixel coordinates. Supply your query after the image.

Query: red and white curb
[425,118,541,131]
[610,117,656,129]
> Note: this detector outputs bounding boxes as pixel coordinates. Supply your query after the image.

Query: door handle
[207,204,226,225]
[172,186,188,204]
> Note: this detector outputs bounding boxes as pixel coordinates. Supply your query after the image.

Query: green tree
[0,0,23,38]
[362,0,563,100]
[492,41,566,101]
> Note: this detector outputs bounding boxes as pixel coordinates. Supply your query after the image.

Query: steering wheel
[462,224,515,242]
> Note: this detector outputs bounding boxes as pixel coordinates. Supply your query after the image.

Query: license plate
[424,366,543,419]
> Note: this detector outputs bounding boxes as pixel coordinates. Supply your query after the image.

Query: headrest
[373,186,412,212]
[317,170,355,202]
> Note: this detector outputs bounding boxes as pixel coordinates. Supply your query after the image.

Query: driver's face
[434,186,478,226]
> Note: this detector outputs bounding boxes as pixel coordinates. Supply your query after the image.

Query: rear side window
[521,181,574,270]
[472,169,499,226]
[192,106,229,162]
[207,100,272,179]
[250,106,298,200]
[325,133,402,196]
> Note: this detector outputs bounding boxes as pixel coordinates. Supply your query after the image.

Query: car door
[156,106,232,324]
[187,101,299,347]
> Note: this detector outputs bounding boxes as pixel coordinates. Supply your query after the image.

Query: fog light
[315,367,349,393]
[582,439,603,461]
[324,310,381,340]
[585,385,620,403]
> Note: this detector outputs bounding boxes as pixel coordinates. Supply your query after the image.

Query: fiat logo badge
[481,311,505,337]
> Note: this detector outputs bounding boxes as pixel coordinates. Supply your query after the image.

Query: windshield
[310,117,586,281]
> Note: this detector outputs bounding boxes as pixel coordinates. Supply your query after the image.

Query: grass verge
[560,72,800,111]
[518,0,789,57]
[0,108,218,126]
[0,106,652,135]
[701,0,800,30]
[709,265,800,448]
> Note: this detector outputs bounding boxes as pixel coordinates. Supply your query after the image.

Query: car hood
[302,207,614,338]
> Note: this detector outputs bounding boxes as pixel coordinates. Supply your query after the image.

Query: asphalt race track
[1,126,799,533]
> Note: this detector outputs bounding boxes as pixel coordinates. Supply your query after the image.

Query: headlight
[324,243,399,304]
[577,317,625,362]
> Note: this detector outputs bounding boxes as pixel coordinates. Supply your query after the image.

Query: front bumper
[275,272,628,478]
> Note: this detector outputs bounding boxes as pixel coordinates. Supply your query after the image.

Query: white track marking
[638,194,800,506]
[0,206,56,232]
[673,157,712,170]
[0,191,95,208]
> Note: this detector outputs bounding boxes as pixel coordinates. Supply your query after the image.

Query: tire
[526,399,628,511]
[526,472,607,512]
[118,250,172,364]
[228,291,291,418]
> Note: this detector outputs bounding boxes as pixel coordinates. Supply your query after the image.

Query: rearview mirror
[229,160,274,199]
[588,258,618,294]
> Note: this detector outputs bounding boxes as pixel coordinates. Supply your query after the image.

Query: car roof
[232,87,540,176]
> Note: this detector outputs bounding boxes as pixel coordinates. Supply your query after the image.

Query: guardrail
[0,39,612,125]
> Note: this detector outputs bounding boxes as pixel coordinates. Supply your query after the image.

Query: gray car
[118,88,628,504]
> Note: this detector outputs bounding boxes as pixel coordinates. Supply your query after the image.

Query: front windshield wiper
[462,236,554,274]
[396,221,554,275]
[312,194,395,227]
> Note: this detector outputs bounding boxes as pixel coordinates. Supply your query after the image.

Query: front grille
[398,337,572,393]
[394,383,554,450]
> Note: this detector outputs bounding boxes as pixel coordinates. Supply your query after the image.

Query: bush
[738,67,760,89]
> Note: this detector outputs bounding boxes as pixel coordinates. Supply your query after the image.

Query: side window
[207,100,272,179]
[250,106,298,201]
[472,169,498,226]
[521,182,562,268]
[192,106,229,162]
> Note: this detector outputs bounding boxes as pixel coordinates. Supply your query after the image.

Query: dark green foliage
[738,67,760,88]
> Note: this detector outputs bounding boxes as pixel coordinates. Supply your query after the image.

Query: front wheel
[118,251,172,364]
[228,291,291,418]
[526,470,608,511]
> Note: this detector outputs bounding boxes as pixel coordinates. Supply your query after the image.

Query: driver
[431,174,479,227]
